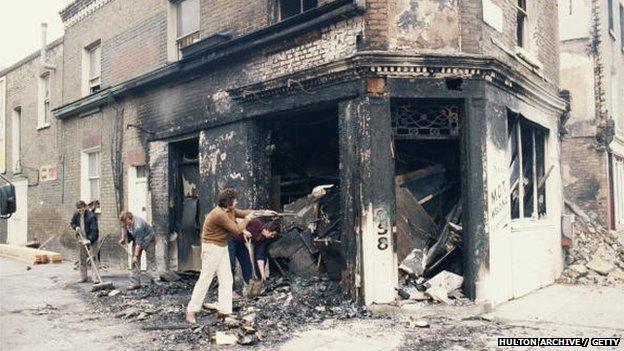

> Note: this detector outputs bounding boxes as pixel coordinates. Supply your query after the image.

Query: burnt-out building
[51,0,568,305]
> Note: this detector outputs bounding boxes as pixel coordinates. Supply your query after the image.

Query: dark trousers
[228,239,252,284]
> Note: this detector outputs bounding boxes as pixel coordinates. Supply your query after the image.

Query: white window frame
[81,147,101,204]
[167,0,200,61]
[509,115,549,222]
[37,72,51,130]
[82,40,101,96]
[11,107,21,174]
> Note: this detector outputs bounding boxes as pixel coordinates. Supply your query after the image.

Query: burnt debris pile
[269,185,345,281]
[394,164,467,304]
[90,273,370,348]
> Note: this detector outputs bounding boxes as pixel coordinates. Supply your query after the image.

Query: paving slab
[486,284,624,331]
[280,320,402,351]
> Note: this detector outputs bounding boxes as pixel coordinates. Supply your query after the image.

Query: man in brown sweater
[186,188,276,324]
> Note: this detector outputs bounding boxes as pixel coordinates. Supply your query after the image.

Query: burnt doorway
[262,107,343,280]
[170,137,200,271]
[392,100,463,280]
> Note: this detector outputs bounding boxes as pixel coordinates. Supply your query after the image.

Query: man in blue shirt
[119,211,156,289]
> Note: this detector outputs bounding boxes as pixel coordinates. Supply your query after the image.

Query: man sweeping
[70,200,100,283]
[118,211,156,289]
[186,188,276,324]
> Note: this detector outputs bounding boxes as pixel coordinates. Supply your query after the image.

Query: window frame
[38,72,51,130]
[175,0,200,51]
[81,147,101,203]
[82,40,101,96]
[508,113,549,221]
[515,0,528,49]
[608,0,615,38]
[11,107,21,174]
[620,4,624,51]
[279,0,318,21]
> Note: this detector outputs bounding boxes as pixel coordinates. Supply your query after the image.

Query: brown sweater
[201,206,252,246]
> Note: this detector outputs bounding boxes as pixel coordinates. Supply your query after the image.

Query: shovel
[244,237,263,298]
[75,228,115,292]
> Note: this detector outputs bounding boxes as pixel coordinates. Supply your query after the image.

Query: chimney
[40,23,48,64]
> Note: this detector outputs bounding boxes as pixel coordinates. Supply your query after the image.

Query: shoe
[126,283,141,290]
[203,302,218,310]
[186,311,197,324]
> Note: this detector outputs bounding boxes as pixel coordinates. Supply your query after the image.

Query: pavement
[0,257,151,351]
[485,284,624,331]
[1,255,623,350]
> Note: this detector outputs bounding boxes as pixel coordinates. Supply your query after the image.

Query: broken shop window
[508,111,548,220]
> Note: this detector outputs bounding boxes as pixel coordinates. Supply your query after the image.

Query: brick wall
[1,42,68,251]
[388,0,460,52]
[463,0,561,91]
[101,12,168,87]
[561,137,610,225]
[61,0,165,103]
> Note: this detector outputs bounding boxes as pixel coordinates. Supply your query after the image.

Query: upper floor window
[82,40,101,96]
[88,44,101,93]
[279,0,317,20]
[176,0,200,50]
[38,73,51,129]
[608,0,614,36]
[508,112,548,220]
[620,5,624,52]
[11,107,21,174]
[516,0,528,48]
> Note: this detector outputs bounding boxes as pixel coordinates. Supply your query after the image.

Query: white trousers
[187,243,233,314]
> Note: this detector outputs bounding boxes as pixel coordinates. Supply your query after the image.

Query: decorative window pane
[177,0,199,37]
[391,101,460,139]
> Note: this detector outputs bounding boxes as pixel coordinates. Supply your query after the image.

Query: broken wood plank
[0,244,62,264]
[395,164,445,186]
[395,187,437,263]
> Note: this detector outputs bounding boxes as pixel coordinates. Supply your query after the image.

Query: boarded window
[508,112,548,220]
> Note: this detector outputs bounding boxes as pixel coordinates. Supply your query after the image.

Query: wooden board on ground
[0,244,62,264]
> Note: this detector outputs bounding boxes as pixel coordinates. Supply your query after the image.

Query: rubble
[86,272,372,349]
[557,204,624,286]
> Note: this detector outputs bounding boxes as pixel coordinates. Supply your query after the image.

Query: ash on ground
[87,274,374,349]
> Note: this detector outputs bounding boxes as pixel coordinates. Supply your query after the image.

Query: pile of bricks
[557,221,624,285]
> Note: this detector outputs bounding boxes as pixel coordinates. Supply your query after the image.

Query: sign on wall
[39,164,58,182]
